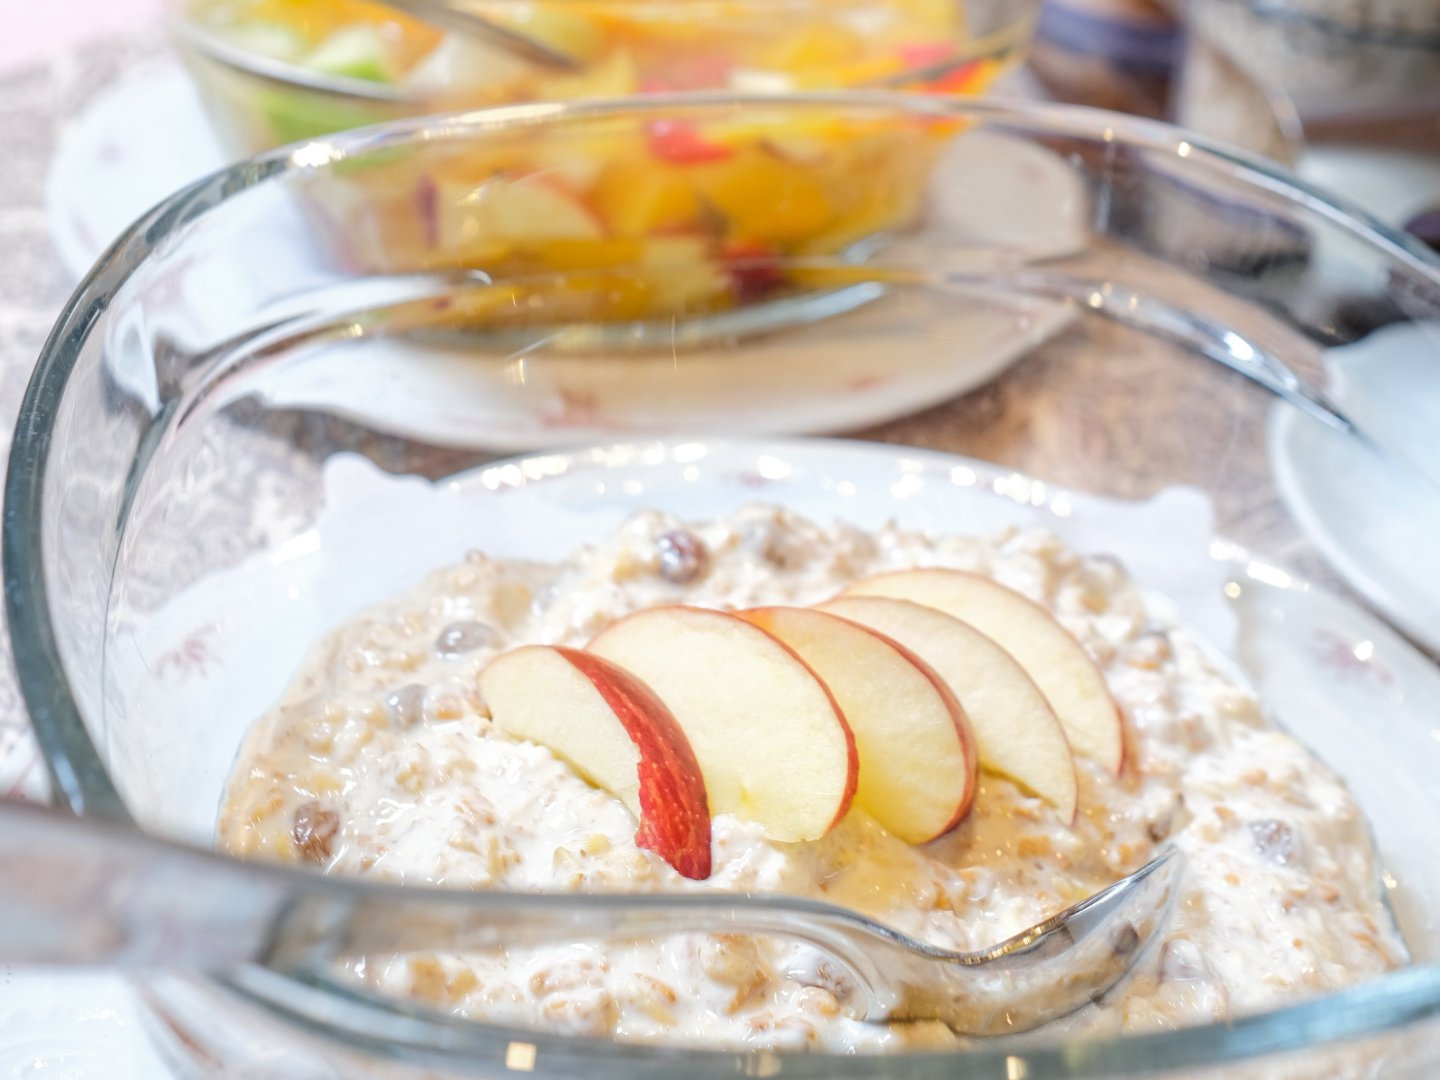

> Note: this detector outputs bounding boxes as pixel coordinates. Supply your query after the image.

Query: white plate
[48,64,1085,447]
[45,58,228,279]
[1268,321,1440,652]
[255,288,1075,450]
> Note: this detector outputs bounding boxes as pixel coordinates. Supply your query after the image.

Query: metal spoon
[0,800,1180,1034]
[378,0,580,71]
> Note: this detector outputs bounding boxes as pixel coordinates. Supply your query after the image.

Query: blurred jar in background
[1028,0,1181,119]
[1027,0,1305,162]
[1183,0,1440,246]
[1183,0,1440,127]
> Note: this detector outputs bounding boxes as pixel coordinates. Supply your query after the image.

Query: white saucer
[255,288,1076,450]
[45,57,228,279]
[1269,320,1440,653]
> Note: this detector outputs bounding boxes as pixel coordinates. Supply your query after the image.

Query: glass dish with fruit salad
[297,104,960,327]
[216,500,1404,1051]
[173,0,1039,152]
[172,4,1033,329]
[14,95,1440,1079]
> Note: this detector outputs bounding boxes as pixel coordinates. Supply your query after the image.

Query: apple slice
[588,606,857,843]
[438,175,605,249]
[817,597,1077,821]
[478,645,711,879]
[840,569,1124,773]
[739,606,977,843]
[305,26,396,84]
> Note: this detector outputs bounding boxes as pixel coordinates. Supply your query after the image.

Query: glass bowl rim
[9,91,1440,1074]
[169,0,1045,105]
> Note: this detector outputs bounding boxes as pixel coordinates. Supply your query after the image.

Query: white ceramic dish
[1268,321,1440,653]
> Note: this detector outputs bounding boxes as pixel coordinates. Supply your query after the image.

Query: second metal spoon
[1,800,1181,1034]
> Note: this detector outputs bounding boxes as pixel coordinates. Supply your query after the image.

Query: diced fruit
[897,41,953,69]
[529,237,730,312]
[756,133,831,167]
[536,48,639,99]
[436,175,605,248]
[588,606,857,843]
[690,148,833,242]
[647,121,735,166]
[304,25,395,83]
[840,570,1125,773]
[817,597,1078,822]
[403,34,532,94]
[727,68,796,94]
[759,23,863,73]
[478,645,711,879]
[591,160,702,235]
[641,237,731,311]
[921,59,988,95]
[260,87,389,145]
[529,237,647,270]
[490,5,606,63]
[739,607,977,844]
[221,22,308,63]
[721,240,784,303]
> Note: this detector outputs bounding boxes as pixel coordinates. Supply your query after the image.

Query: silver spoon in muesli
[0,800,1181,1036]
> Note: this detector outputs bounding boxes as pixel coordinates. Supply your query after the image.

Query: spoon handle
[0,801,291,967]
[377,0,580,71]
[0,800,889,985]
[0,801,1180,1033]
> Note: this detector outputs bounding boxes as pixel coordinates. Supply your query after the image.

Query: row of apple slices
[478,568,1124,880]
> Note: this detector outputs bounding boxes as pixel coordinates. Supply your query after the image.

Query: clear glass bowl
[9,95,1440,1078]
[169,0,1040,153]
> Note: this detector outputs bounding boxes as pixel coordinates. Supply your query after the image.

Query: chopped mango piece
[530,238,648,270]
[487,4,606,63]
[535,49,639,100]
[758,23,863,73]
[592,160,702,236]
[690,149,834,244]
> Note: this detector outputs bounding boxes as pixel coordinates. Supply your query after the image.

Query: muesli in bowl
[218,502,1405,1050]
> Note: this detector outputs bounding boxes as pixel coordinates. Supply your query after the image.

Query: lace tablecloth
[0,33,183,1080]
[0,35,173,807]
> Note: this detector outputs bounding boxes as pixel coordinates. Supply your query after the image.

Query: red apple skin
[587,605,859,840]
[556,647,712,880]
[741,606,977,841]
[822,688,861,834]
